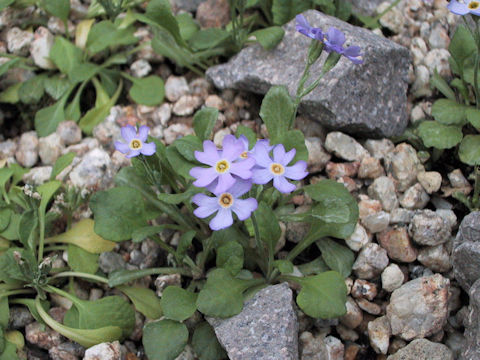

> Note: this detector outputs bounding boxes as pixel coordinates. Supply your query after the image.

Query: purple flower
[190,135,256,194]
[251,143,308,194]
[447,0,480,15]
[237,135,273,162]
[295,15,323,39]
[316,27,363,64]
[192,180,258,231]
[114,125,156,158]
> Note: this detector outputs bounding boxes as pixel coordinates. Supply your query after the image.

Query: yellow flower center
[219,193,234,208]
[240,151,249,159]
[129,139,143,150]
[469,1,480,9]
[215,160,230,174]
[270,163,285,175]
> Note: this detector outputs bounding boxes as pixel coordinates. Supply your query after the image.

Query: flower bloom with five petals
[447,0,480,15]
[321,27,363,64]
[190,135,256,194]
[251,143,308,193]
[114,125,156,158]
[192,180,258,231]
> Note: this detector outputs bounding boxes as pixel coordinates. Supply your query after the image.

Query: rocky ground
[1,0,479,359]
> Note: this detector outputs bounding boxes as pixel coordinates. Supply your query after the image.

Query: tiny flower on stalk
[192,180,258,231]
[190,135,255,194]
[447,0,480,15]
[252,143,308,194]
[295,15,323,39]
[115,125,156,158]
[319,27,363,64]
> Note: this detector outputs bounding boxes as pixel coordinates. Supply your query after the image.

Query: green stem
[37,207,45,263]
[43,245,68,253]
[250,212,268,275]
[473,165,480,209]
[0,289,35,299]
[50,272,109,284]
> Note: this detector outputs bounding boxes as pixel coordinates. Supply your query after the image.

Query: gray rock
[6,26,34,56]
[345,223,370,251]
[350,0,396,16]
[384,143,423,192]
[30,27,55,69]
[152,103,172,126]
[399,183,430,210]
[23,166,53,185]
[130,59,151,78]
[352,243,389,279]
[206,10,410,138]
[305,137,331,172]
[324,336,343,360]
[25,322,62,350]
[39,132,64,165]
[364,138,394,160]
[15,131,38,167]
[386,274,449,340]
[453,212,480,292]
[362,211,390,234]
[462,280,480,360]
[56,121,82,145]
[9,306,34,329]
[165,76,190,102]
[48,342,84,360]
[155,274,182,297]
[417,244,451,273]
[368,176,398,211]
[207,283,298,360]
[368,315,391,354]
[0,139,17,159]
[172,95,203,116]
[409,210,451,246]
[339,297,363,329]
[169,0,203,13]
[324,132,369,161]
[445,331,466,360]
[299,331,328,360]
[69,148,113,189]
[386,339,453,360]
[98,252,126,274]
[381,264,404,292]
[83,341,126,360]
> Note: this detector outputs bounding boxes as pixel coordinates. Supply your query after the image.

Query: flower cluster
[114,125,156,158]
[447,0,480,16]
[295,15,363,64]
[190,135,308,231]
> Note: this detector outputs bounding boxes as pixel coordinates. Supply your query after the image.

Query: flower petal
[230,158,255,179]
[285,161,308,180]
[447,0,470,15]
[221,135,244,161]
[273,144,286,164]
[190,167,218,187]
[121,125,137,142]
[214,173,236,194]
[238,134,249,151]
[114,141,129,154]
[232,198,258,221]
[195,141,220,166]
[326,27,346,47]
[140,142,156,156]
[229,179,253,198]
[126,150,141,158]
[273,176,296,193]
[137,125,150,142]
[251,142,272,168]
[192,194,219,218]
[209,208,233,230]
[252,168,273,184]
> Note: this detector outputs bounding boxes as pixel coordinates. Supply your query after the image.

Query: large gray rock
[453,211,480,292]
[386,339,453,360]
[206,10,410,138]
[463,278,480,360]
[207,283,298,360]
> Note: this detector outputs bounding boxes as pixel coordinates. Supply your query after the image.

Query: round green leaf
[417,121,463,149]
[143,320,188,360]
[160,286,197,322]
[67,244,99,274]
[192,322,226,360]
[118,285,162,320]
[431,99,467,125]
[129,76,165,106]
[216,241,244,276]
[0,208,11,232]
[467,108,480,130]
[459,135,480,165]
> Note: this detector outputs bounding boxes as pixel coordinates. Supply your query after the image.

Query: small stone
[23,166,53,185]
[305,137,331,172]
[368,176,399,211]
[7,27,34,55]
[69,148,113,189]
[93,121,121,146]
[399,183,430,209]
[299,332,328,360]
[25,322,62,350]
[130,59,151,78]
[326,162,359,179]
[56,121,82,145]
[190,77,212,99]
[436,209,457,228]
[155,274,182,296]
[410,104,425,124]
[358,196,382,220]
[444,331,466,360]
[412,65,432,98]
[428,23,449,49]
[351,279,378,300]
[386,339,453,360]
[448,168,471,189]
[389,208,414,225]
[364,139,394,160]
[324,132,369,162]
[377,227,417,263]
[386,274,449,340]
[163,123,194,145]
[352,243,389,279]
[340,297,363,329]
[324,336,344,360]
[39,132,64,165]
[98,252,126,274]
[286,205,311,243]
[358,156,384,179]
[9,306,34,329]
[83,341,126,360]
[345,223,370,251]
[409,209,451,246]
[204,94,225,110]
[381,264,405,292]
[15,131,38,167]
[368,316,391,354]
[424,49,451,77]
[384,143,423,192]
[196,0,230,28]
[213,128,232,147]
[63,138,99,157]
[49,342,85,360]
[362,211,390,233]
[417,244,451,273]
[152,103,172,126]
[165,76,190,102]
[336,324,359,342]
[0,139,17,159]
[30,27,55,69]
[356,298,381,315]
[377,1,405,33]
[417,171,442,194]
[172,95,203,116]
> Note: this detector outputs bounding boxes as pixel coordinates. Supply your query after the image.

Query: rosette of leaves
[89,86,357,360]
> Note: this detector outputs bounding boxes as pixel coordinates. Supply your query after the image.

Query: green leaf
[188,28,231,51]
[335,0,351,21]
[275,129,308,162]
[467,108,480,130]
[0,0,15,12]
[316,238,354,278]
[177,230,195,258]
[273,259,294,274]
[65,83,86,121]
[10,164,28,186]
[0,213,20,241]
[143,320,188,360]
[174,135,203,162]
[108,268,180,287]
[117,285,162,320]
[0,83,20,104]
[18,210,38,249]
[19,74,46,104]
[129,75,165,106]
[0,296,9,328]
[295,271,348,318]
[145,0,186,47]
[431,99,467,125]
[255,201,281,251]
[69,63,100,83]
[260,86,294,143]
[86,21,138,55]
[0,341,17,360]
[90,186,148,242]
[50,152,75,180]
[157,188,201,205]
[176,13,199,41]
[67,244,99,274]
[44,75,72,100]
[216,241,244,276]
[194,107,218,141]
[34,90,71,137]
[272,0,311,24]
[192,322,226,360]
[49,37,82,76]
[0,168,13,200]
[459,135,480,165]
[165,146,195,180]
[0,58,20,77]
[0,248,30,283]
[160,286,197,322]
[430,69,456,101]
[250,26,284,50]
[417,121,463,149]
[0,208,11,233]
[37,180,61,216]
[449,24,476,71]
[235,125,256,147]
[297,257,329,276]
[42,0,70,21]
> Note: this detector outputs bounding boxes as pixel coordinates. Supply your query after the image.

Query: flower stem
[50,271,109,284]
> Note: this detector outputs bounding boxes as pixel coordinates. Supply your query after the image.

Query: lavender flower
[447,0,480,15]
[251,143,308,194]
[190,135,255,194]
[320,27,363,64]
[295,14,323,39]
[114,125,156,158]
[192,180,258,231]
[237,135,273,162]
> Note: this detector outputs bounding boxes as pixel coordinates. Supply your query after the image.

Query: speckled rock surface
[206,10,411,138]
[207,283,298,360]
[463,278,480,360]
[387,339,453,360]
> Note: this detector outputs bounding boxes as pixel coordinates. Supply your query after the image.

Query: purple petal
[284,161,308,180]
[238,135,249,151]
[140,142,156,156]
[326,27,346,47]
[229,179,253,198]
[195,140,220,166]
[137,125,150,142]
[192,194,219,218]
[121,125,137,142]
[273,144,286,164]
[209,208,233,230]
[251,142,272,168]
[471,7,480,15]
[126,150,141,158]
[273,176,296,193]
[221,135,244,161]
[252,168,273,185]
[232,198,258,221]
[230,158,255,179]
[190,167,218,187]
[343,46,363,64]
[447,0,470,15]
[215,173,236,194]
[114,141,129,154]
